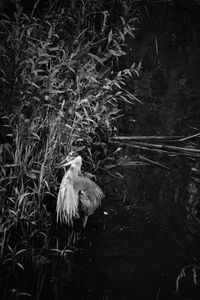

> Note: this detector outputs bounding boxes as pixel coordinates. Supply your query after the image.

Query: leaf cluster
[0,0,140,296]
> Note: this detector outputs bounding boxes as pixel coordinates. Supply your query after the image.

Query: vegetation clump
[0,0,139,297]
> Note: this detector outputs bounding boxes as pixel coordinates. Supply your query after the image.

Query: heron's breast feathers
[56,173,79,224]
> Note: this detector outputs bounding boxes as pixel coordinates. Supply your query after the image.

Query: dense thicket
[0,1,139,297]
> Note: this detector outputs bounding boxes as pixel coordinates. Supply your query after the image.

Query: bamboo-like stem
[138,155,170,170]
[179,132,200,142]
[111,140,200,157]
[111,135,183,141]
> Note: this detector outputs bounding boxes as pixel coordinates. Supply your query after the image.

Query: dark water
[50,154,200,300]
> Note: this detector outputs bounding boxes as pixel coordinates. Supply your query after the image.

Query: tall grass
[0,0,140,297]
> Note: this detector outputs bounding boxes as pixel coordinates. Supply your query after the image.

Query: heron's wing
[73,176,104,208]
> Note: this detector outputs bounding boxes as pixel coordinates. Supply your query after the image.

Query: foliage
[0,0,140,297]
[0,0,139,159]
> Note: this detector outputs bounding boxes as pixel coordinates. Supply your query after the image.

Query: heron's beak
[59,155,82,169]
[60,158,76,168]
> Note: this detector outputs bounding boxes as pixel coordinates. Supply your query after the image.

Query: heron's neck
[68,166,80,178]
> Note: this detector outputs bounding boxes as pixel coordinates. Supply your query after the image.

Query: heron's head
[60,155,82,171]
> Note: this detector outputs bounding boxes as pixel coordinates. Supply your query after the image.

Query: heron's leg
[82,215,88,227]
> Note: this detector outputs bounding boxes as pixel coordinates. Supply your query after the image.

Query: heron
[56,155,104,227]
